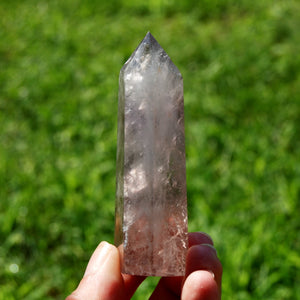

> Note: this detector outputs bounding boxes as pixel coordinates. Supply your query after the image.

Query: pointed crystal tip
[121,32,181,80]
[144,31,153,39]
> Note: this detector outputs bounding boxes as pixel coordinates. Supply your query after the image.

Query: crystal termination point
[115,32,188,277]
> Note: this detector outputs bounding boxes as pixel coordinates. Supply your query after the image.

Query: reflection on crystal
[126,164,147,194]
[114,32,188,277]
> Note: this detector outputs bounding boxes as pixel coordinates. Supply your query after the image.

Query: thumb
[66,242,124,300]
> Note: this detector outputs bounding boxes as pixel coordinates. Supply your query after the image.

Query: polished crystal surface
[115,32,188,276]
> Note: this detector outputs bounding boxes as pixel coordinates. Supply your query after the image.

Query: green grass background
[1,0,300,299]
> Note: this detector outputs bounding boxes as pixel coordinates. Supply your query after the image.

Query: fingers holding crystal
[149,232,222,300]
[185,243,222,293]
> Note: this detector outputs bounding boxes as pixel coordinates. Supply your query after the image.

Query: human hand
[66,232,222,300]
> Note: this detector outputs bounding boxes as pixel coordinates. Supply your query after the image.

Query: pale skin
[66,232,222,300]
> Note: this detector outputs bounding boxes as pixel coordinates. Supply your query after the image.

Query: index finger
[189,232,214,247]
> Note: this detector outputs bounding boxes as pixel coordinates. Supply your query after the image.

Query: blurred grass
[0,0,300,299]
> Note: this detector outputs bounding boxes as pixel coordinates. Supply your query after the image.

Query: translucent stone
[115,32,188,277]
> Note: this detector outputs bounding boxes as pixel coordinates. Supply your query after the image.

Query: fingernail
[201,243,218,256]
[208,270,215,279]
[84,242,113,277]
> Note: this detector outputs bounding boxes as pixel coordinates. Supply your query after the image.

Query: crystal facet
[115,32,188,277]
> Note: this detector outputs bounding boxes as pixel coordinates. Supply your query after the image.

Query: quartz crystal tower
[115,32,188,276]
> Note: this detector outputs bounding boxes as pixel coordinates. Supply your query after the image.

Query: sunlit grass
[0,0,299,299]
